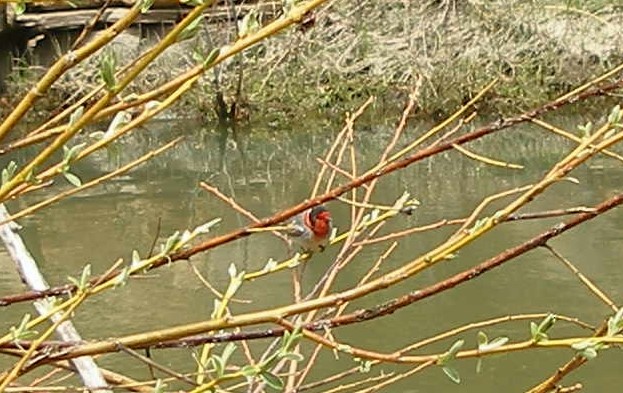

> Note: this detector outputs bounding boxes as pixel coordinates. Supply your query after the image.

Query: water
[1,111,623,392]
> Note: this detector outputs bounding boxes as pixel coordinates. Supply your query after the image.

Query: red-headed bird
[287,205,333,253]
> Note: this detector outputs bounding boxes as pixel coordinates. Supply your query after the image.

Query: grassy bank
[2,0,622,123]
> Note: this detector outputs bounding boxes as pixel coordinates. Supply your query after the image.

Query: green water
[1,111,623,392]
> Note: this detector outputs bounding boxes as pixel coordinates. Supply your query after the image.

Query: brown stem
[0,79,620,308]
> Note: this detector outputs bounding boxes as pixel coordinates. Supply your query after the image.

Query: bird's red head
[308,205,332,238]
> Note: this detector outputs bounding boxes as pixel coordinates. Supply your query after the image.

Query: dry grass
[2,0,622,121]
[240,0,623,115]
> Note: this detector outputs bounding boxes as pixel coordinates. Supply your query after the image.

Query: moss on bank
[1,1,622,124]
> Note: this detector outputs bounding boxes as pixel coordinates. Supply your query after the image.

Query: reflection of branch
[451,185,531,239]
[355,206,596,246]
[325,192,623,330]
[312,96,375,197]
[544,244,618,311]
[200,181,289,245]
[1,79,620,308]
[0,138,182,226]
[117,344,197,387]
[17,145,622,371]
[532,118,623,163]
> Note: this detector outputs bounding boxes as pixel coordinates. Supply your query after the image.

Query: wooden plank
[0,4,6,31]
[25,0,255,11]
[15,3,279,29]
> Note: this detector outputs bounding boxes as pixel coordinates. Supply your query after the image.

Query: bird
[286,205,333,253]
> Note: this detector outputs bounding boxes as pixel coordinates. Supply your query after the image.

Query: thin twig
[543,244,618,311]
[117,344,197,386]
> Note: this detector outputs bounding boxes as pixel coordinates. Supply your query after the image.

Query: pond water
[1,108,623,392]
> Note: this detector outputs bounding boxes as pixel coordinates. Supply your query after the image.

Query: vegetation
[0,0,623,392]
[2,1,622,121]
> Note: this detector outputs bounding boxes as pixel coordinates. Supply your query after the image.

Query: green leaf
[180,0,204,5]
[607,105,622,125]
[63,143,86,163]
[263,258,278,272]
[203,48,220,68]
[2,161,17,186]
[357,359,372,373]
[211,355,224,377]
[177,15,204,42]
[480,336,508,352]
[221,342,237,366]
[131,250,141,267]
[439,339,464,364]
[192,48,205,63]
[607,307,623,336]
[580,347,598,360]
[99,51,117,90]
[162,231,181,254]
[477,331,488,347]
[337,344,353,354]
[193,218,222,235]
[442,365,461,384]
[530,317,552,342]
[281,325,303,352]
[10,313,38,341]
[153,379,166,393]
[241,365,258,377]
[179,229,192,246]
[24,166,41,185]
[578,121,592,138]
[288,252,301,268]
[68,276,80,287]
[238,9,260,38]
[448,339,465,357]
[260,371,284,390]
[69,106,84,126]
[282,0,297,14]
[571,340,593,351]
[140,0,155,13]
[13,0,26,15]
[79,264,91,289]
[10,313,30,340]
[280,352,304,362]
[114,267,131,288]
[530,321,538,339]
[103,111,131,139]
[537,314,556,335]
[228,263,237,278]
[64,172,82,187]
[469,218,488,234]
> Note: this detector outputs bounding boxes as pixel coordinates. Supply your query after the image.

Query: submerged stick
[0,205,110,392]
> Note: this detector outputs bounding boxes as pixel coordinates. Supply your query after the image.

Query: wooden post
[0,205,112,393]
[0,3,6,31]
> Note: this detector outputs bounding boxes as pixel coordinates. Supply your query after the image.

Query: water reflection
[1,112,623,391]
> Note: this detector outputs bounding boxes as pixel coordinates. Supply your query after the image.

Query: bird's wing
[285,221,307,238]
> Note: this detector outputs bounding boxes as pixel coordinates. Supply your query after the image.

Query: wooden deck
[4,1,278,30]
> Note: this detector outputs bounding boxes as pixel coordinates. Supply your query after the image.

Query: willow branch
[0,3,142,141]
[0,80,620,307]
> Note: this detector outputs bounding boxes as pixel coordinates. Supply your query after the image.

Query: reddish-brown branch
[1,80,620,308]
[5,191,621,356]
